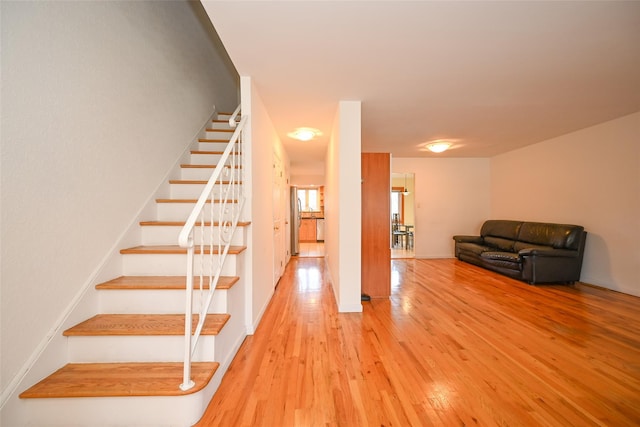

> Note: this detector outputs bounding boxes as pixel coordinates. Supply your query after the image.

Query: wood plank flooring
[296,242,325,258]
[195,258,640,426]
[391,246,415,259]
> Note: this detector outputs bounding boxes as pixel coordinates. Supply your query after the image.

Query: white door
[273,151,286,287]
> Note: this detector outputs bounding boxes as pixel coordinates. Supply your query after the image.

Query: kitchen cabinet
[300,218,317,242]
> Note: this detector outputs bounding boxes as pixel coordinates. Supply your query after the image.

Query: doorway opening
[391,173,415,259]
[292,185,325,258]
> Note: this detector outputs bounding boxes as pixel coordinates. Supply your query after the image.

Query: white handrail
[229,104,241,128]
[180,110,247,391]
[177,115,247,249]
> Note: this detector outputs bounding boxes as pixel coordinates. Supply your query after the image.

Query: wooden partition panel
[361,153,391,298]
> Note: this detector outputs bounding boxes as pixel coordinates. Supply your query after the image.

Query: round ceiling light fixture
[426,141,452,153]
[288,127,322,141]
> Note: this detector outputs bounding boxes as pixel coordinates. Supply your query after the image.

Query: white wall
[1,0,238,405]
[325,101,362,313]
[290,161,325,186]
[240,76,287,332]
[392,158,491,258]
[325,115,340,307]
[491,112,640,296]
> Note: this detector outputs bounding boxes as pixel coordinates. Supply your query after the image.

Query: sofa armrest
[520,247,584,283]
[453,235,483,244]
[519,247,578,258]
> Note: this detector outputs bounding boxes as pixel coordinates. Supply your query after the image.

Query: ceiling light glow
[426,141,452,153]
[288,127,322,141]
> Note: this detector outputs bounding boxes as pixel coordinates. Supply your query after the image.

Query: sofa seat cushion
[457,242,492,256]
[481,251,522,271]
[513,242,555,253]
[481,251,521,263]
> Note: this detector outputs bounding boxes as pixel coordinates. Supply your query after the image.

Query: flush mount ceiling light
[288,127,322,141]
[426,141,452,153]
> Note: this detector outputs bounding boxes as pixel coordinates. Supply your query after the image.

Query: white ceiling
[202,1,640,167]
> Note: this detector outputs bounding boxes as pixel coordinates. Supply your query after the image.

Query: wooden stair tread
[120,245,246,255]
[168,179,242,185]
[190,150,243,155]
[181,164,241,169]
[139,220,250,227]
[155,198,238,204]
[199,139,233,143]
[181,164,215,168]
[63,313,230,336]
[170,180,210,184]
[96,275,239,290]
[202,129,234,134]
[201,138,231,142]
[19,362,218,398]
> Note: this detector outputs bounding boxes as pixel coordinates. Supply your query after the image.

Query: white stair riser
[191,152,242,164]
[203,135,234,145]
[99,289,229,314]
[141,225,246,246]
[204,130,233,139]
[209,121,233,130]
[197,146,242,158]
[181,167,215,180]
[170,183,205,199]
[181,167,242,181]
[198,141,232,151]
[156,202,241,221]
[15,391,216,427]
[170,183,243,199]
[122,253,240,276]
[67,335,217,363]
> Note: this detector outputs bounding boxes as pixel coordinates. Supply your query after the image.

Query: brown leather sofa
[453,220,587,284]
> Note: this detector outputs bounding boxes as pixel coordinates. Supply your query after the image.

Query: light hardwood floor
[297,242,325,257]
[391,246,414,259]
[299,242,414,259]
[195,258,640,426]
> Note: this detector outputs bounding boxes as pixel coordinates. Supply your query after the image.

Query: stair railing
[178,107,247,391]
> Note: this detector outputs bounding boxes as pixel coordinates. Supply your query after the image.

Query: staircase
[18,112,249,426]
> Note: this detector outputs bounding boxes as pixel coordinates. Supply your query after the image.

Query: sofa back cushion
[484,236,516,251]
[481,220,523,239]
[480,220,523,251]
[516,222,585,250]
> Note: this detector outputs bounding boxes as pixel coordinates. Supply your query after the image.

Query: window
[298,188,319,211]
[391,189,404,223]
